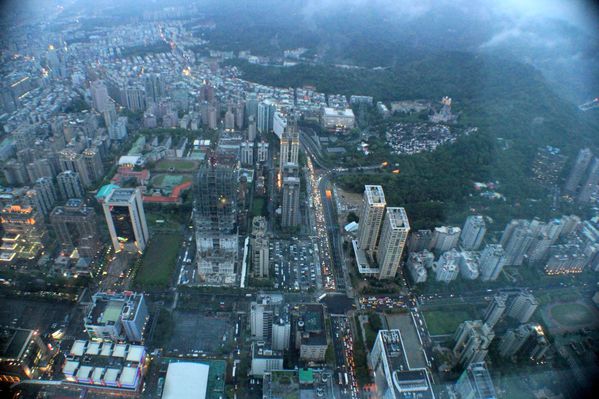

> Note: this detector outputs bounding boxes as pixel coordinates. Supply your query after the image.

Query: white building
[102,188,149,253]
[507,291,538,323]
[461,215,486,250]
[376,207,410,280]
[357,185,386,256]
[479,244,506,281]
[458,251,480,280]
[162,362,209,399]
[431,226,461,253]
[321,107,355,132]
[250,342,283,376]
[434,249,460,282]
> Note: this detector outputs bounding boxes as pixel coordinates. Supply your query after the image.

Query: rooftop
[161,362,209,399]
[386,207,410,230]
[364,185,386,206]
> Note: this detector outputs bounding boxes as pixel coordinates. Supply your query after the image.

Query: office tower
[240,141,254,166]
[507,291,538,323]
[376,207,410,279]
[90,80,111,113]
[195,165,238,285]
[357,185,386,256]
[455,362,497,399]
[257,141,269,162]
[32,177,57,216]
[0,204,46,262]
[59,149,92,188]
[247,115,257,141]
[272,316,291,351]
[56,170,85,200]
[500,220,534,266]
[577,156,599,203]
[224,108,235,130]
[144,73,164,103]
[483,294,507,329]
[50,199,99,258]
[461,215,486,250]
[257,100,276,134]
[26,158,56,182]
[278,117,300,173]
[103,188,149,253]
[0,326,53,381]
[84,291,149,342]
[532,146,567,187]
[108,116,128,140]
[479,244,506,281]
[370,330,436,399]
[251,216,270,278]
[281,165,301,228]
[82,148,104,183]
[564,148,593,194]
[250,342,284,377]
[453,320,494,366]
[295,304,328,362]
[408,229,432,253]
[434,249,460,282]
[250,301,275,341]
[431,226,461,252]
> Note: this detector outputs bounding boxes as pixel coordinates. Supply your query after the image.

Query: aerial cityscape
[0,0,598,398]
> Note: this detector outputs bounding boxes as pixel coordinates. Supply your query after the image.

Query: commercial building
[461,215,486,250]
[161,362,210,399]
[0,327,53,383]
[376,207,410,279]
[251,216,270,278]
[295,304,328,362]
[250,295,290,350]
[194,165,239,285]
[62,340,145,392]
[453,320,494,366]
[50,199,99,258]
[507,291,538,323]
[479,244,506,281]
[454,362,497,399]
[262,369,335,399]
[370,330,435,399]
[250,342,284,376]
[103,188,149,253]
[84,291,149,343]
[0,204,46,262]
[321,107,355,132]
[57,170,85,200]
[356,185,386,256]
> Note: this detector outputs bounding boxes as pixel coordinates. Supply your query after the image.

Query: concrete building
[479,244,506,281]
[240,141,254,166]
[483,294,507,329]
[103,188,149,253]
[431,226,461,253]
[295,304,328,362]
[84,292,149,343]
[57,170,85,200]
[499,323,549,361]
[461,215,486,250]
[83,148,105,183]
[90,80,111,113]
[32,177,57,216]
[59,149,92,188]
[257,100,276,134]
[281,166,301,228]
[0,327,53,383]
[251,216,270,278]
[406,250,433,283]
[408,229,433,253]
[376,207,410,279]
[278,117,300,173]
[458,251,480,280]
[564,148,593,194]
[357,185,386,256]
[507,291,538,323]
[453,320,494,366]
[500,220,535,266]
[434,249,460,283]
[161,362,210,399]
[577,156,599,203]
[251,342,283,376]
[108,116,128,140]
[50,199,99,258]
[454,362,497,399]
[257,141,269,163]
[0,204,46,262]
[321,107,355,132]
[370,330,435,399]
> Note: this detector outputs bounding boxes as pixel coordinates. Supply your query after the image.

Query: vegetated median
[133,232,182,290]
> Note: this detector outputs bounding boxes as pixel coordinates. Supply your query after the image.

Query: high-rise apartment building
[499,323,549,361]
[453,320,494,366]
[500,220,534,266]
[56,170,85,200]
[31,177,57,216]
[257,100,276,134]
[507,291,538,323]
[59,149,92,188]
[461,215,486,250]
[281,166,301,228]
[479,244,506,281]
[102,188,149,253]
[90,80,111,113]
[356,185,386,256]
[82,148,104,183]
[376,207,410,279]
[431,226,461,252]
[564,148,593,194]
[50,199,99,258]
[577,156,599,203]
[454,362,497,399]
[278,117,300,173]
[483,294,507,329]
[240,141,254,166]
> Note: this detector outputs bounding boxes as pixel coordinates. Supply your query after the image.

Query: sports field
[154,159,197,172]
[542,300,599,334]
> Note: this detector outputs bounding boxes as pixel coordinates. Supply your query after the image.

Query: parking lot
[166,310,233,356]
[271,238,321,292]
[0,297,75,334]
